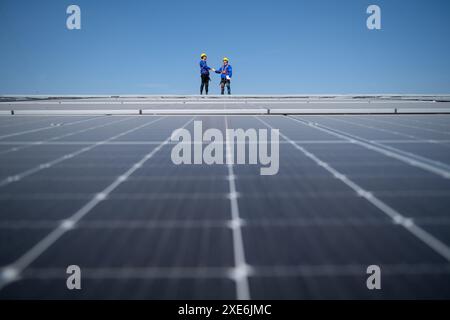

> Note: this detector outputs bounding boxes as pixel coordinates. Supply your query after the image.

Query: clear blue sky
[1,0,449,95]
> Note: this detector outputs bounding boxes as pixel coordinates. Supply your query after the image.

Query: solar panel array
[0,106,449,299]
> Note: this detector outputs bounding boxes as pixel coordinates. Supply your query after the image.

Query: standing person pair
[199,53,233,95]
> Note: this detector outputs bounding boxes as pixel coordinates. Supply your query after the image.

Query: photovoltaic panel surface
[0,111,449,299]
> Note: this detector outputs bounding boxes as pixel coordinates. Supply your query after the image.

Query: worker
[199,53,215,95]
[215,57,232,95]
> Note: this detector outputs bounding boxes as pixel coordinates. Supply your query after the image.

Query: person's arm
[215,67,222,74]
[228,65,232,78]
[200,60,211,71]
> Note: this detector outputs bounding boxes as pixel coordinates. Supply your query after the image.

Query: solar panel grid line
[0,116,133,156]
[354,117,450,147]
[327,117,426,140]
[22,267,231,280]
[0,115,104,130]
[243,216,450,227]
[225,116,251,301]
[0,116,22,123]
[12,263,450,280]
[243,189,450,198]
[317,118,450,172]
[248,263,450,277]
[0,117,164,188]
[4,139,450,146]
[0,189,347,200]
[288,116,450,179]
[0,160,423,171]
[256,116,450,262]
[372,139,450,143]
[362,115,450,132]
[0,116,195,292]
[0,140,353,146]
[0,193,92,200]
[323,116,450,149]
[0,192,227,201]
[0,117,56,129]
[4,215,450,231]
[3,187,449,202]
[0,116,103,140]
[9,175,225,182]
[404,116,450,128]
[358,116,450,136]
[0,219,231,229]
[0,221,60,229]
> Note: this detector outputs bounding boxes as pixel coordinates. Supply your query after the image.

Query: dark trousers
[220,78,231,95]
[200,74,210,95]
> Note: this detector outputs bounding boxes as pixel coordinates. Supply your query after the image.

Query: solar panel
[0,97,449,299]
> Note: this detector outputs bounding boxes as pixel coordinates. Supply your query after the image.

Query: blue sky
[1,0,449,94]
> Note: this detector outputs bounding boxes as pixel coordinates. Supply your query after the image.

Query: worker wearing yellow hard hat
[214,57,232,95]
[199,53,214,95]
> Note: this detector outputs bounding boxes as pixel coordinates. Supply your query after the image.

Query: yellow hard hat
[223,57,229,62]
[201,53,207,58]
